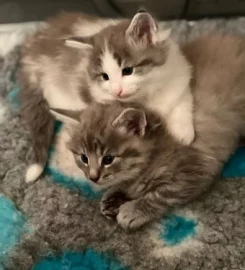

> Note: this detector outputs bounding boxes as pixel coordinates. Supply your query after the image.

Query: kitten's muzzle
[88,168,101,183]
[89,176,100,183]
[114,92,133,100]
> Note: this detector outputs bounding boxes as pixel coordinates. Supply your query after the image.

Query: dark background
[0,0,245,24]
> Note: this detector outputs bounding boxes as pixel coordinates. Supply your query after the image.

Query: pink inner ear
[126,120,142,136]
[128,13,157,45]
[123,112,146,137]
[138,19,152,43]
[113,108,146,137]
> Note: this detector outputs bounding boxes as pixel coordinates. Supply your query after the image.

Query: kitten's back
[183,35,245,111]
[182,35,245,160]
[19,12,117,99]
[21,12,113,60]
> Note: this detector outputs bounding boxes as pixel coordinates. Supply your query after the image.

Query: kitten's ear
[126,12,171,48]
[158,28,171,41]
[64,36,93,50]
[126,12,158,47]
[112,108,147,137]
[50,108,81,125]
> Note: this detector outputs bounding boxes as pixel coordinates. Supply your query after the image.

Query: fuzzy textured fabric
[1,18,245,270]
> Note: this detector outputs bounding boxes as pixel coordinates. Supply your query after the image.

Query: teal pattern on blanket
[159,215,197,246]
[32,249,129,270]
[45,166,103,200]
[7,84,21,110]
[222,147,245,178]
[0,195,29,267]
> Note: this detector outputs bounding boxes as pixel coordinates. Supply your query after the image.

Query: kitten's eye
[81,154,88,164]
[102,155,114,165]
[122,67,133,76]
[101,73,109,81]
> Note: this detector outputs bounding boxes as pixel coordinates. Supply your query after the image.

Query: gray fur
[58,34,245,230]
[19,71,54,167]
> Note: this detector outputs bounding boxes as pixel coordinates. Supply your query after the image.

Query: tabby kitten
[51,34,245,230]
[20,11,193,183]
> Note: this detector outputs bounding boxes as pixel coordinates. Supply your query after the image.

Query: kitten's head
[51,102,162,186]
[65,12,171,102]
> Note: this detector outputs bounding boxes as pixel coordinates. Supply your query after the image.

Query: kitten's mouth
[110,89,137,100]
[95,176,114,187]
[114,93,133,100]
[94,180,111,188]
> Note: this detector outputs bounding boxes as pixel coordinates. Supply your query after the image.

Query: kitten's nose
[89,176,99,183]
[112,88,123,97]
[88,168,100,183]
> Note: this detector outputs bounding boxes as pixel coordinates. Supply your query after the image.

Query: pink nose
[113,89,123,97]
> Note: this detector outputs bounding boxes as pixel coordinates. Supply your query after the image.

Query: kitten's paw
[25,163,44,183]
[117,202,147,231]
[100,191,128,219]
[169,120,195,145]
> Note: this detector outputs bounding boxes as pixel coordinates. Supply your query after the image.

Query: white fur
[43,85,85,111]
[144,41,191,112]
[166,90,194,144]
[101,47,123,96]
[25,163,44,183]
[145,40,193,144]
[65,39,92,50]
[97,47,143,99]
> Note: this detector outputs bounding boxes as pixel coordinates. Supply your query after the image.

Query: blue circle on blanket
[32,249,129,270]
[222,147,245,178]
[0,195,29,267]
[159,215,197,246]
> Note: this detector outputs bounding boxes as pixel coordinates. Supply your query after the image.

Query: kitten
[66,11,194,144]
[19,11,193,183]
[51,34,245,230]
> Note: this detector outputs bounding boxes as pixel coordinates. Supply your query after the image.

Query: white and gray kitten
[19,11,193,183]
[51,34,245,230]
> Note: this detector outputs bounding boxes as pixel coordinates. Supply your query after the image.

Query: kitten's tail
[19,75,54,183]
[22,92,54,183]
[21,94,54,183]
